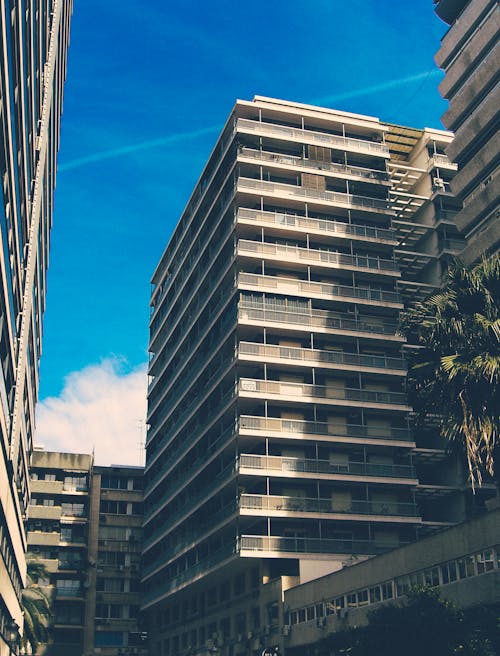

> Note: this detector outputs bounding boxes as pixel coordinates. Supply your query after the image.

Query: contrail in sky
[58,124,222,172]
[310,69,441,106]
[59,70,441,172]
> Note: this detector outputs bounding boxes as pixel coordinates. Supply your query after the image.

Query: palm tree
[21,559,52,654]
[401,255,500,490]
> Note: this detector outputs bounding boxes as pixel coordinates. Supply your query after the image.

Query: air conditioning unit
[433,177,445,189]
[316,617,326,629]
[282,624,291,636]
[247,631,253,640]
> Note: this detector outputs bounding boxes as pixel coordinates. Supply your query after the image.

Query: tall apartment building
[434,0,499,263]
[26,451,146,656]
[27,450,93,655]
[142,96,474,656]
[0,2,73,654]
[87,465,146,656]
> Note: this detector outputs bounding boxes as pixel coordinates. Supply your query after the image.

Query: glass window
[357,590,369,606]
[306,606,315,621]
[476,550,494,574]
[315,603,324,618]
[381,582,394,600]
[370,586,381,603]
[347,593,357,608]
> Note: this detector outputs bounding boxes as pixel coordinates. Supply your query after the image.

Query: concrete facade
[434,0,500,263]
[283,507,500,654]
[0,2,73,654]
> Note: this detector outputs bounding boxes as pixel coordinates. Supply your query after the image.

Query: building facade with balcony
[86,465,146,656]
[0,1,73,654]
[434,0,500,263]
[27,450,93,655]
[142,96,472,656]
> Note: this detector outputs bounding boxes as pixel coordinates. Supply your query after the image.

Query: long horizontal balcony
[144,462,237,547]
[143,502,238,576]
[238,341,406,375]
[239,534,407,557]
[428,153,458,171]
[142,543,237,608]
[237,239,399,275]
[239,454,416,482]
[238,147,390,183]
[239,378,410,410]
[238,304,402,341]
[240,494,420,520]
[236,118,390,157]
[239,415,413,446]
[237,177,393,215]
[238,273,402,307]
[237,207,397,245]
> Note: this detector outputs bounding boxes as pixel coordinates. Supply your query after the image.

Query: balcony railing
[237,240,399,273]
[238,304,400,337]
[239,415,412,443]
[237,177,393,214]
[237,207,397,243]
[239,378,409,408]
[240,494,419,517]
[238,147,389,181]
[142,543,236,606]
[429,153,457,170]
[237,118,390,156]
[239,534,406,555]
[239,454,416,479]
[238,341,406,372]
[239,272,402,305]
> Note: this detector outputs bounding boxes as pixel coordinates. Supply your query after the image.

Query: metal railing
[240,494,418,516]
[239,378,408,406]
[238,341,406,371]
[237,239,398,273]
[238,147,389,181]
[240,534,405,555]
[238,303,400,337]
[239,415,412,442]
[239,454,415,479]
[238,272,402,304]
[237,207,397,243]
[237,118,389,155]
[237,177,392,213]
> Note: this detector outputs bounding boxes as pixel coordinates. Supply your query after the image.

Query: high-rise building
[26,451,146,656]
[434,0,499,263]
[86,465,146,656]
[27,450,93,656]
[0,1,73,654]
[142,96,475,656]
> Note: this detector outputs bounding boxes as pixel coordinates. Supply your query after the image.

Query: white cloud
[35,359,148,466]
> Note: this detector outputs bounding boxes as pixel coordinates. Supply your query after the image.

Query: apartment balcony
[142,542,237,608]
[236,208,397,246]
[239,378,410,411]
[30,479,64,494]
[437,238,465,255]
[236,118,390,157]
[238,273,402,308]
[27,531,60,546]
[239,534,407,558]
[237,240,400,276]
[239,415,414,447]
[238,341,406,376]
[35,557,59,573]
[28,505,62,520]
[239,454,417,483]
[237,177,393,216]
[237,147,390,184]
[238,304,403,342]
[239,494,420,521]
[428,153,458,171]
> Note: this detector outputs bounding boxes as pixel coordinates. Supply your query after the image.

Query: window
[476,550,494,574]
[370,586,381,603]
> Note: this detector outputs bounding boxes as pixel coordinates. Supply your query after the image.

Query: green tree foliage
[401,255,500,489]
[21,560,52,654]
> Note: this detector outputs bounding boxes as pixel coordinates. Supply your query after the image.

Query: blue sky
[38,1,450,449]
